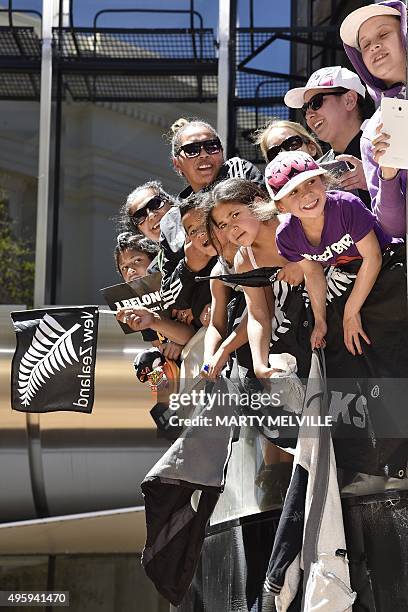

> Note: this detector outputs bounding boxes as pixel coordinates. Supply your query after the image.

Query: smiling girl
[259,150,395,355]
[203,179,302,503]
[340,1,407,237]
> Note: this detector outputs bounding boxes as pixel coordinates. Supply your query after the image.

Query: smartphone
[380,97,408,169]
[319,159,351,178]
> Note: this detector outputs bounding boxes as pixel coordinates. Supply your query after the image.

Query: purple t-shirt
[276,191,393,266]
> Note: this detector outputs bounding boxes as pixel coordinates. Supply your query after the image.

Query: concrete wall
[0,99,217,304]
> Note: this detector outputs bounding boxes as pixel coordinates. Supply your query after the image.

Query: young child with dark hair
[205,177,304,380]
[114,232,195,381]
[114,232,159,283]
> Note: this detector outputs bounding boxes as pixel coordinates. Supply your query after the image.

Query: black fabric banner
[141,377,236,606]
[10,306,99,414]
[206,244,408,476]
[324,244,408,477]
[100,271,164,339]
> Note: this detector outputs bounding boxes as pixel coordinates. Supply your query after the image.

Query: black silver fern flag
[10,306,99,413]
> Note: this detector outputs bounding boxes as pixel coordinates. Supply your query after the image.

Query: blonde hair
[253,119,323,162]
[168,117,221,156]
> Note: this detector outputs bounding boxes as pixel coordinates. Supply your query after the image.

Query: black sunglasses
[130,195,167,227]
[301,89,348,116]
[175,138,222,158]
[266,135,309,163]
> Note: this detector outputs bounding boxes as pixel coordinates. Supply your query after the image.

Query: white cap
[284,66,366,108]
[340,5,401,49]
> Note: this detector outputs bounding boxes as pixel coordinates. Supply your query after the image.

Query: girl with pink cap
[258,150,395,355]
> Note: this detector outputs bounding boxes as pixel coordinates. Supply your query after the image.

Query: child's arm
[243,284,275,379]
[205,315,249,380]
[202,278,229,377]
[343,229,382,356]
[360,123,405,238]
[297,259,327,350]
[231,248,275,379]
[203,278,249,380]
[116,307,195,345]
[277,262,304,286]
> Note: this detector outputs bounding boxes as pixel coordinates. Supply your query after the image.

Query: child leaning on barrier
[114,233,195,387]
[202,177,304,382]
[197,189,248,380]
[255,150,396,356]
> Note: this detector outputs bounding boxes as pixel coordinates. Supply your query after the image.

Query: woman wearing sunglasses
[254,119,322,164]
[159,117,265,313]
[170,117,264,198]
[284,65,374,208]
[120,180,175,243]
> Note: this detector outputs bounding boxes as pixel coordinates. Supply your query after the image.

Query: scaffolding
[231,0,351,164]
[0,0,360,304]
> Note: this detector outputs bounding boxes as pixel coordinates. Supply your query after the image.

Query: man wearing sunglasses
[284,66,373,208]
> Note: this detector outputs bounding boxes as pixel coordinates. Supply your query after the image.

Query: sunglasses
[130,195,167,227]
[175,138,222,158]
[266,135,309,163]
[301,90,347,116]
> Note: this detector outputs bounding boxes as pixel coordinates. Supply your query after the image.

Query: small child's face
[182,209,217,256]
[276,176,326,219]
[359,15,405,86]
[118,249,152,283]
[211,201,260,247]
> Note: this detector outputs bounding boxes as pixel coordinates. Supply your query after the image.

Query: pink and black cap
[265,151,327,201]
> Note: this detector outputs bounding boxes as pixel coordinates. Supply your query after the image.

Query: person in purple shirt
[340,1,407,238]
[256,150,394,356]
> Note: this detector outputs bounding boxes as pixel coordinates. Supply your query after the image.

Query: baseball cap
[265,151,327,202]
[284,66,366,108]
[340,4,401,49]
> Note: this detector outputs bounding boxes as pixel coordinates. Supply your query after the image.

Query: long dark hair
[200,178,270,255]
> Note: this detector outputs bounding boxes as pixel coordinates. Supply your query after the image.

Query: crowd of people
[112,1,408,502]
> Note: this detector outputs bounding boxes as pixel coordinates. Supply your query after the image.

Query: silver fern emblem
[18,314,81,407]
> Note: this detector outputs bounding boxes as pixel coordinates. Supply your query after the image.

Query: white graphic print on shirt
[301,234,354,262]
